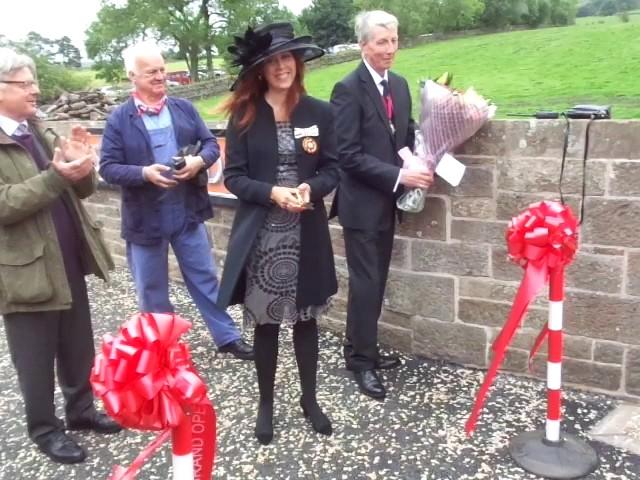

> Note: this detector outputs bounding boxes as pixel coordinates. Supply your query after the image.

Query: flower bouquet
[397,73,497,212]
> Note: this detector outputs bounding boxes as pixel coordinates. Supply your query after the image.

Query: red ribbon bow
[91,312,216,479]
[465,201,578,435]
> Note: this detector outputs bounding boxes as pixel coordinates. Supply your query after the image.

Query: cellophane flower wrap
[397,79,497,212]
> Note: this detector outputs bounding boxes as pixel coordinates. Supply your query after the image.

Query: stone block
[335,267,349,297]
[497,157,605,195]
[97,215,121,232]
[329,225,345,257]
[380,309,412,329]
[379,322,413,352]
[459,278,547,308]
[455,155,496,166]
[430,165,494,197]
[584,121,640,159]
[103,227,122,244]
[326,296,347,323]
[211,207,237,227]
[106,240,125,259]
[491,246,523,282]
[580,245,625,256]
[451,219,507,245]
[412,317,487,367]
[564,291,640,344]
[565,253,624,294]
[391,237,411,269]
[93,203,121,220]
[385,270,455,321]
[459,299,547,329]
[452,198,496,219]
[507,330,593,361]
[594,341,624,364]
[412,241,490,277]
[396,196,447,241]
[459,120,598,159]
[496,192,581,221]
[319,315,345,335]
[609,161,640,197]
[501,348,529,372]
[531,357,621,392]
[627,251,640,297]
[90,186,121,203]
[208,224,230,252]
[626,348,640,396]
[456,121,508,157]
[581,198,640,248]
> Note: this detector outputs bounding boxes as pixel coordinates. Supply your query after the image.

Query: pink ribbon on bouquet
[465,201,578,435]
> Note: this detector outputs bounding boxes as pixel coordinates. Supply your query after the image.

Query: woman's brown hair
[220,53,307,133]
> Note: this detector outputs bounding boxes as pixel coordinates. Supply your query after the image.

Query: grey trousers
[3,274,96,444]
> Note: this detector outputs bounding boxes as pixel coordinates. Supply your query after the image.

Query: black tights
[253,319,331,444]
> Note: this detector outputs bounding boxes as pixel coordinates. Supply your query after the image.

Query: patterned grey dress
[243,122,328,327]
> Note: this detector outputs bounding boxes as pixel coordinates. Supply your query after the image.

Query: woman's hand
[270,186,306,212]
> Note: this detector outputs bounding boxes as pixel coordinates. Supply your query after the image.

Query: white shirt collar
[362,57,388,95]
[0,114,27,137]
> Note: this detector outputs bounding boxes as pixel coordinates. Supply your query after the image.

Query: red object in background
[166,71,191,85]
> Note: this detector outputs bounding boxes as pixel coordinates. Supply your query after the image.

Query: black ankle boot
[299,396,332,436]
[255,401,274,445]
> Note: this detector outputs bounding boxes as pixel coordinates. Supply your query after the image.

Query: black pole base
[509,430,599,479]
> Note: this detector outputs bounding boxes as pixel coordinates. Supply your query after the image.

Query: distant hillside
[197,17,640,120]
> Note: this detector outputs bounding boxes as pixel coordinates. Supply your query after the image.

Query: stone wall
[52,119,640,399]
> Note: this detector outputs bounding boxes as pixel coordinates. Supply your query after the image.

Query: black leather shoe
[353,369,386,399]
[68,413,122,434]
[375,354,401,370]
[218,339,255,360]
[37,431,86,464]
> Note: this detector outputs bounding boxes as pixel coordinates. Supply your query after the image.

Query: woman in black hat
[217,22,339,445]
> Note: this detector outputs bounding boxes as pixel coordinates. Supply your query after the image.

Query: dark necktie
[11,125,47,170]
[380,79,394,121]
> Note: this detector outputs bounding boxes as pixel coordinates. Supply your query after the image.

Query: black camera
[172,155,187,171]
[565,105,611,120]
[172,141,208,187]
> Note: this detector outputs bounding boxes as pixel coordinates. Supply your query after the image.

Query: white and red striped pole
[545,267,564,443]
[172,414,194,480]
[509,265,598,479]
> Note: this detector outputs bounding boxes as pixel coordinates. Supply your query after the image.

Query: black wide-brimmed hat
[228,22,324,90]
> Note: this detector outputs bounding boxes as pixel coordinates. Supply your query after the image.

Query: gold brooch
[302,137,318,155]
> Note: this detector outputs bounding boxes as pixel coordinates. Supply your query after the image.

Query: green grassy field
[196,16,640,121]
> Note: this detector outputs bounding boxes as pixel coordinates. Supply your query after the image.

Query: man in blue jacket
[100,41,253,360]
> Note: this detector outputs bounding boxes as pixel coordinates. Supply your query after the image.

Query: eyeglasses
[0,80,39,89]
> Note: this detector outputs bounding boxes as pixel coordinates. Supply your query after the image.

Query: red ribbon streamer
[91,312,216,479]
[465,201,577,435]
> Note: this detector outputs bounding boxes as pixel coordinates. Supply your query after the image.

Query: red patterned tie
[380,79,394,120]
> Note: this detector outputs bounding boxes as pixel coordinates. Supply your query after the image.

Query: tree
[0,37,87,101]
[56,37,82,67]
[353,0,434,37]
[300,0,356,49]
[85,0,294,82]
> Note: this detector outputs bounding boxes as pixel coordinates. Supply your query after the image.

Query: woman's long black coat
[217,95,339,310]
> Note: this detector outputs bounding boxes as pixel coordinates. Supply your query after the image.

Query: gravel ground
[0,268,638,480]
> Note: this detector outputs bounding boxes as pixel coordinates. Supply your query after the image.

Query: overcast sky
[0,0,312,57]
